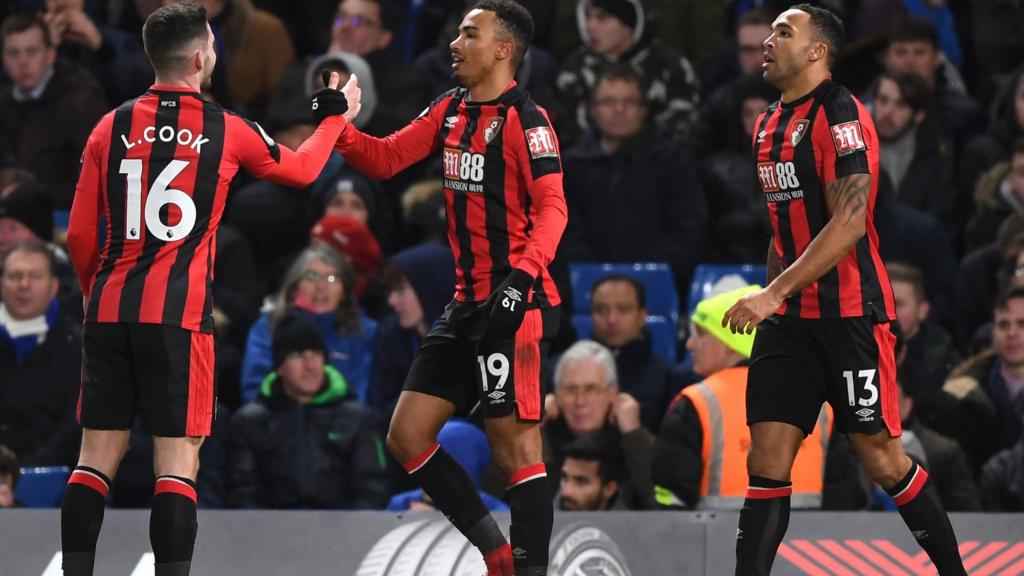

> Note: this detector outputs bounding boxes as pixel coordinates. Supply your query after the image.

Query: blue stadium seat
[568,262,679,323]
[571,313,676,363]
[686,263,766,316]
[15,466,70,508]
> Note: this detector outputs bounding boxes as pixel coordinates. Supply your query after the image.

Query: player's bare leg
[850,431,967,575]
[735,421,804,576]
[149,436,204,576]
[61,428,130,576]
[485,413,549,576]
[388,391,513,576]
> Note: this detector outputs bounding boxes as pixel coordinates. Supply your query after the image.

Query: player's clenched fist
[480,268,534,342]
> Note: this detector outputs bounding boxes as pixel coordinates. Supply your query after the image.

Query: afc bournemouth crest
[791,119,810,146]
[484,117,504,144]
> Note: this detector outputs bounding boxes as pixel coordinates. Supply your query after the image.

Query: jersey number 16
[119,158,197,242]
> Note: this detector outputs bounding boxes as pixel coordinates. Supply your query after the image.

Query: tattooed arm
[723,174,871,333]
[766,173,870,299]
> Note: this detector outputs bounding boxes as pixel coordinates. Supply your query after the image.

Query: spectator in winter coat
[369,242,455,426]
[228,313,390,509]
[897,380,981,511]
[556,0,700,146]
[959,65,1024,209]
[0,241,81,467]
[887,263,959,392]
[241,245,377,405]
[586,275,673,432]
[0,12,107,208]
[871,70,957,233]
[560,64,707,296]
[966,140,1024,251]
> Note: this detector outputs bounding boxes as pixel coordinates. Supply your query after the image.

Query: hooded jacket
[369,243,456,423]
[556,0,700,145]
[965,162,1021,251]
[228,365,390,509]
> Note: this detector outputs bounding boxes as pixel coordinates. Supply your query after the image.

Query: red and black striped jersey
[335,81,566,308]
[68,85,344,333]
[752,79,896,321]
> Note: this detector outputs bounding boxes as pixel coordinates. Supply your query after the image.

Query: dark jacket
[874,180,956,327]
[951,244,1002,352]
[965,162,1021,252]
[541,417,654,511]
[0,59,107,208]
[0,304,81,467]
[597,331,673,433]
[882,122,958,233]
[227,365,390,509]
[916,351,1010,477]
[902,322,960,392]
[902,416,982,511]
[368,242,455,425]
[980,436,1024,512]
[561,126,707,293]
[958,65,1024,207]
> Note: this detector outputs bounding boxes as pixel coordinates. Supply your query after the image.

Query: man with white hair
[542,339,654,509]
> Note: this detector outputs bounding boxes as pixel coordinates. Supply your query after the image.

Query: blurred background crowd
[0,0,1023,515]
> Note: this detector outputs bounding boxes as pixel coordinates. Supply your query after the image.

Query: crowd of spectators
[0,0,1023,514]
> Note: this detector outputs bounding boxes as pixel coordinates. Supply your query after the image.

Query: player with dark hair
[332,1,563,574]
[62,3,359,575]
[721,5,967,575]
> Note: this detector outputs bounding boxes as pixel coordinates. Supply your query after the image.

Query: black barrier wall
[1,511,1022,575]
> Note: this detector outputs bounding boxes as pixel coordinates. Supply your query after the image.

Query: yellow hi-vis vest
[674,366,832,510]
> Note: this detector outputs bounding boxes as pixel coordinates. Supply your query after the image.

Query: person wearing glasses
[240,244,378,406]
[541,340,654,510]
[326,0,430,136]
[560,63,707,298]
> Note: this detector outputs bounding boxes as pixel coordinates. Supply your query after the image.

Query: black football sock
[735,475,792,576]
[61,466,111,576]
[506,463,552,576]
[887,463,966,575]
[404,442,508,555]
[150,476,198,576]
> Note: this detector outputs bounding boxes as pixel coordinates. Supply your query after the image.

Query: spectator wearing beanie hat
[556,0,700,146]
[228,312,391,510]
[653,286,833,510]
[241,245,378,405]
[0,182,83,321]
[310,214,390,320]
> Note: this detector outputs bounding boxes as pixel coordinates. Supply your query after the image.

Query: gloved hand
[480,268,534,342]
[311,69,348,122]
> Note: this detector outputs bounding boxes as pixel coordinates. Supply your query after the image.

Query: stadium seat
[15,466,70,508]
[568,262,679,323]
[686,263,767,316]
[571,313,676,363]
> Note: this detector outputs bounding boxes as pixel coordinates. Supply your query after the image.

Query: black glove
[311,69,348,122]
[480,268,534,341]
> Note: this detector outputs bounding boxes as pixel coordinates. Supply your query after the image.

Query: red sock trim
[154,476,197,503]
[484,542,511,563]
[892,465,929,506]
[68,469,110,497]
[402,442,440,474]
[746,485,793,500]
[507,463,546,488]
